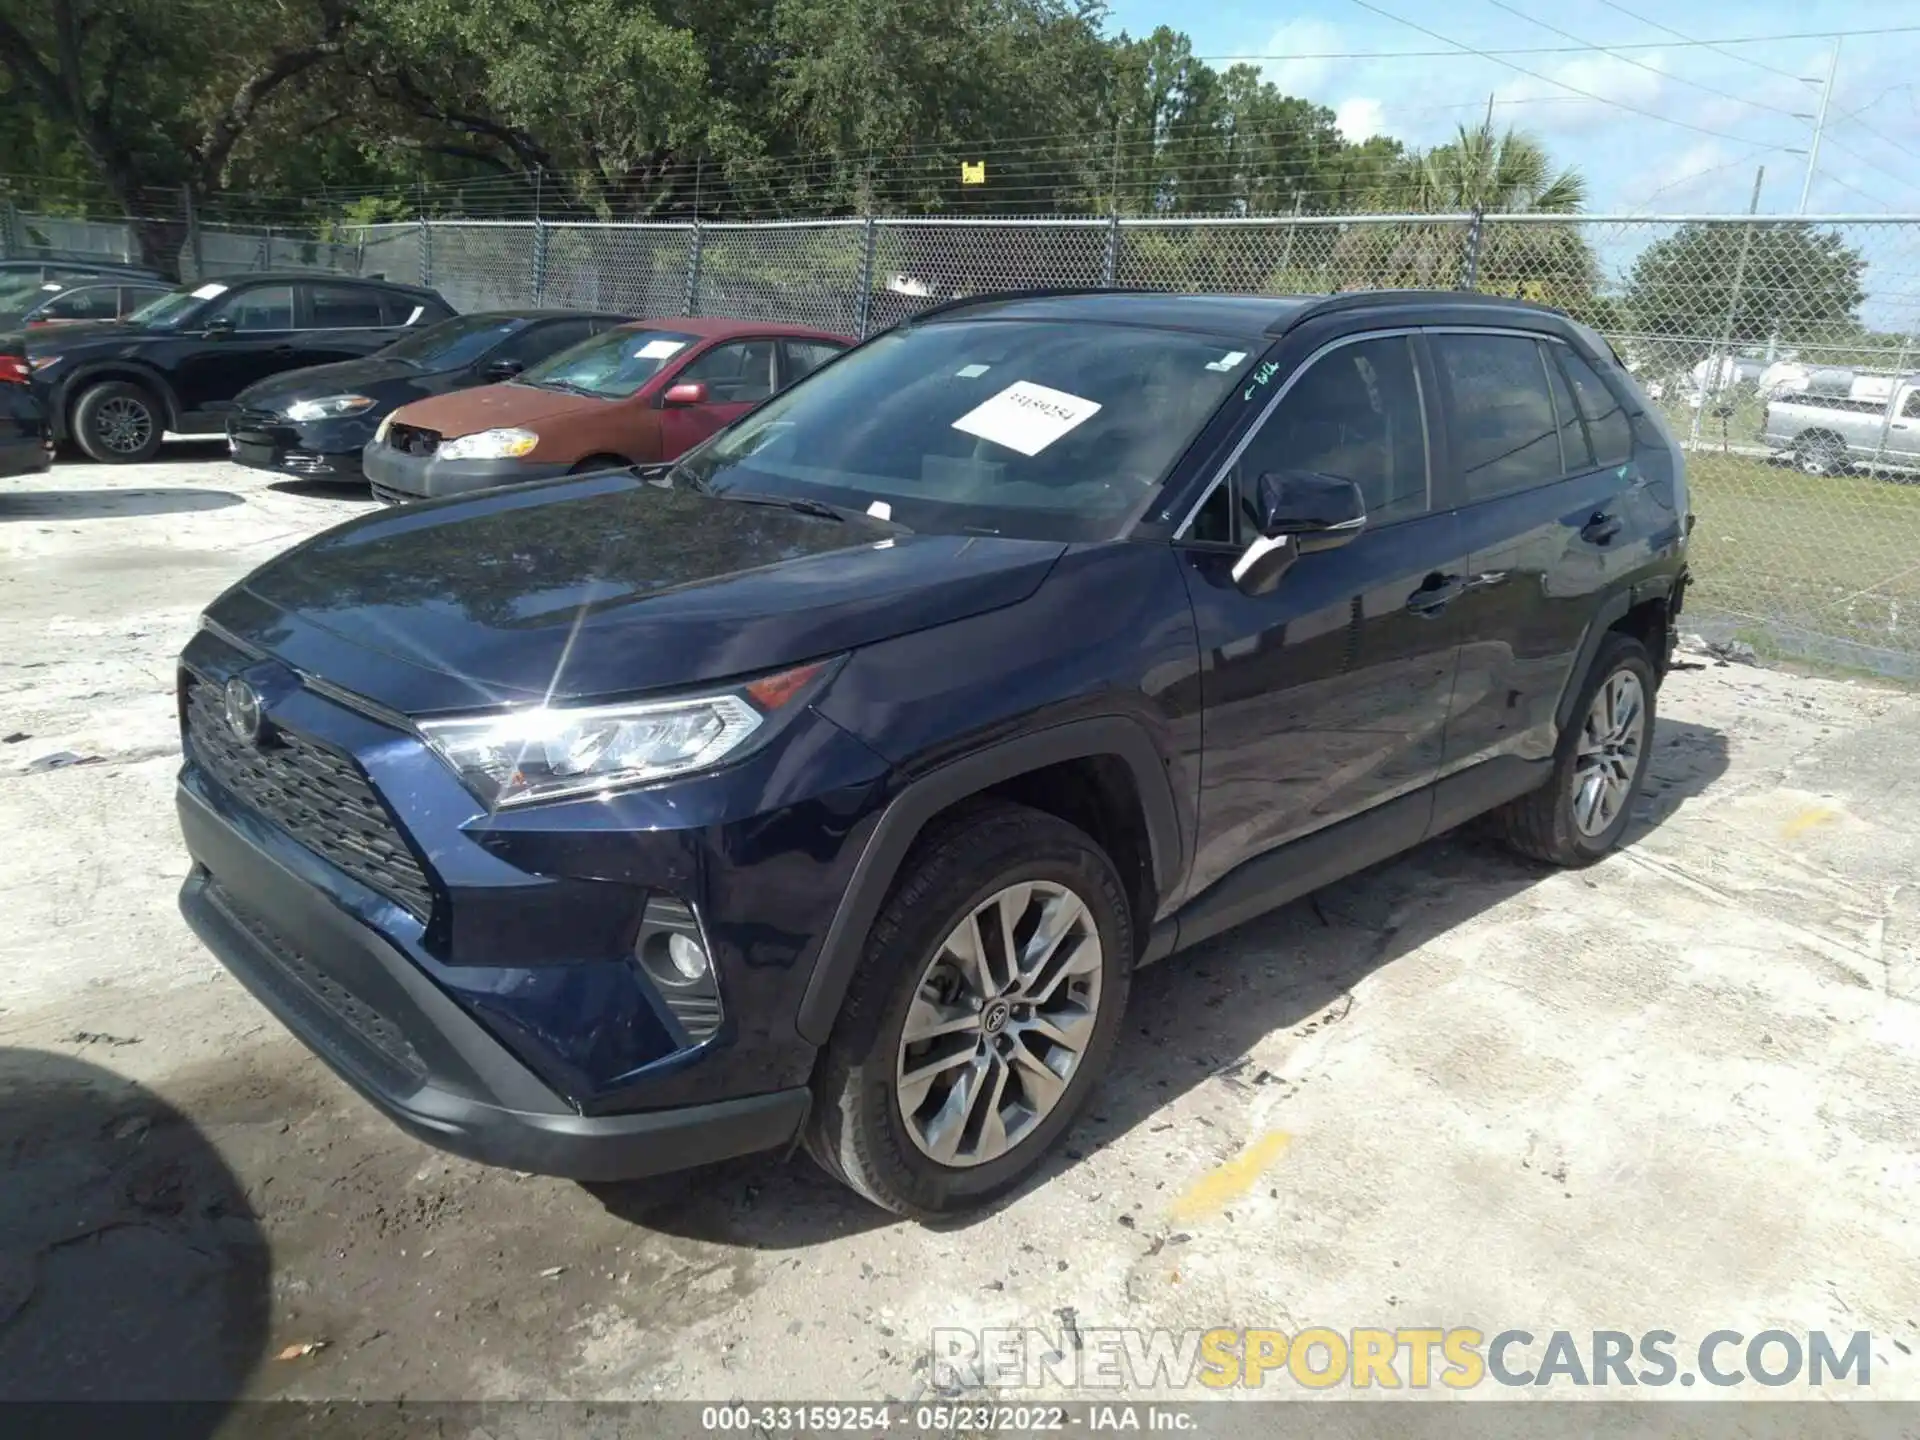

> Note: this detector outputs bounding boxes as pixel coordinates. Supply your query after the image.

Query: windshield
[519,327,697,398]
[127,284,222,330]
[672,319,1257,540]
[382,313,522,368]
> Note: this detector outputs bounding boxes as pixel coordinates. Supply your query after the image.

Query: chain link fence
[8,201,1920,678]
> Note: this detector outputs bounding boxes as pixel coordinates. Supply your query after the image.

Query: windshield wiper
[722,491,847,522]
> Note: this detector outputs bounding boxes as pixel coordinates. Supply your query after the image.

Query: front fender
[793,715,1185,1045]
[46,360,183,441]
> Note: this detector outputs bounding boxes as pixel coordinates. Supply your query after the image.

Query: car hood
[204,472,1066,712]
[237,356,456,412]
[387,380,609,436]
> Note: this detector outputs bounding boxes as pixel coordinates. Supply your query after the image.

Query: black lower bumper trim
[177,779,810,1182]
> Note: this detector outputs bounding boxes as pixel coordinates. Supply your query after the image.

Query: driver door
[173,283,298,417]
[655,338,778,458]
[1176,330,1469,898]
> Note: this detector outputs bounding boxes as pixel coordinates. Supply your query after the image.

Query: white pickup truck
[1760,370,1920,476]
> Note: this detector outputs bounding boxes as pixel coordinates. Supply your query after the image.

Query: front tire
[1493,632,1657,867]
[805,801,1133,1218]
[1794,435,1847,477]
[72,381,165,464]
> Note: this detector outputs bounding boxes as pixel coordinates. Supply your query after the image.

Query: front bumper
[227,409,374,481]
[179,785,809,1178]
[172,624,892,1178]
[362,439,572,504]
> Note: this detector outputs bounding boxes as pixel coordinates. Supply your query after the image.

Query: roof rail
[898,286,1154,325]
[1275,288,1567,334]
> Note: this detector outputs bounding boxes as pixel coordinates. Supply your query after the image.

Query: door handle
[1580,512,1622,545]
[1464,570,1509,591]
[1406,572,1464,616]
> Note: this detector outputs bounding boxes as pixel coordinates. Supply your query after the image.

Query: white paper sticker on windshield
[955,363,991,378]
[950,381,1102,457]
[1205,350,1248,372]
[636,339,687,360]
[867,500,892,521]
[190,282,229,300]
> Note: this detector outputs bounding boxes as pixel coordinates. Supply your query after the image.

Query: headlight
[419,658,838,808]
[285,394,375,421]
[439,427,539,461]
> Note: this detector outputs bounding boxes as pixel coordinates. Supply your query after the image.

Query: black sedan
[226,310,631,483]
[26,273,455,463]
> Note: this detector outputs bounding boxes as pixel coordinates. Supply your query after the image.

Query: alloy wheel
[894,881,1104,1168]
[94,397,154,456]
[1572,669,1646,837]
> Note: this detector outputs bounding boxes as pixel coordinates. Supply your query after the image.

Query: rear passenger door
[1430,329,1641,778]
[1177,330,1469,897]
[297,283,403,366]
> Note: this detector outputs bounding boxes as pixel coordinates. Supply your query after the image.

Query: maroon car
[361,316,853,503]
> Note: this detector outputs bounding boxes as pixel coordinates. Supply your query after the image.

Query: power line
[1197,23,1920,63]
[1585,0,1806,82]
[1340,0,1781,147]
[1476,0,1808,122]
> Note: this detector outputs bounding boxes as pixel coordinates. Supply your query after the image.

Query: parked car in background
[226,310,633,484]
[0,277,172,331]
[362,317,850,503]
[0,258,165,307]
[0,349,53,478]
[1761,370,1920,476]
[24,273,455,464]
[175,289,1688,1217]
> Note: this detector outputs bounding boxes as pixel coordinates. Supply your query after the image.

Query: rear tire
[1493,632,1656,867]
[805,801,1132,1218]
[72,381,165,464]
[1794,434,1847,477]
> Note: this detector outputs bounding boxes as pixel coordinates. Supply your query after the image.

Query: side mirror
[662,381,708,408]
[484,358,524,381]
[1231,471,1367,595]
[202,315,235,338]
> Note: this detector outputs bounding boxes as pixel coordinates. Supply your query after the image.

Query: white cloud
[1335,97,1388,142]
[1493,52,1671,134]
[1251,19,1345,97]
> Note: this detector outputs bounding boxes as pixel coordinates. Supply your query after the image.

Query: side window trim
[1172,326,1429,543]
[1536,339,1568,478]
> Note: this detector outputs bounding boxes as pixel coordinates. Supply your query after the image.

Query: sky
[1098,0,1920,220]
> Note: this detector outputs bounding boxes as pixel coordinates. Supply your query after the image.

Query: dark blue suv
[176,290,1690,1217]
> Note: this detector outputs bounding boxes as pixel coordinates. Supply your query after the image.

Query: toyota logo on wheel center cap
[223,676,265,745]
[982,999,1011,1035]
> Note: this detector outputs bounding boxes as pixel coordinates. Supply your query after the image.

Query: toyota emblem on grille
[223,676,265,745]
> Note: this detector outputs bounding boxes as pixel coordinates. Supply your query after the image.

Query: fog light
[666,932,709,982]
[633,894,724,1044]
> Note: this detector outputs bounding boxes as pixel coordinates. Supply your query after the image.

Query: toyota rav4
[175,289,1690,1218]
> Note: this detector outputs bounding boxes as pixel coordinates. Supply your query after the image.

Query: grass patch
[1684,450,1920,664]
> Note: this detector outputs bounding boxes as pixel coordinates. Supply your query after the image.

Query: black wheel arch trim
[1554,578,1675,733]
[794,716,1184,1046]
[51,362,183,440]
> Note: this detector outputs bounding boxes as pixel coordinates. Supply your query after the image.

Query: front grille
[388,422,440,457]
[370,481,411,506]
[203,877,427,1093]
[185,675,436,922]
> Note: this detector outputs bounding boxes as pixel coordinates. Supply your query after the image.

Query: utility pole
[1798,38,1840,214]
[1691,165,1766,452]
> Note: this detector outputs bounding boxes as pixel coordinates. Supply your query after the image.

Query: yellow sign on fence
[960,161,986,185]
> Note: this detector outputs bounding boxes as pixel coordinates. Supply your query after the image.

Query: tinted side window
[213,285,294,332]
[783,339,846,383]
[678,340,778,403]
[1229,335,1429,525]
[307,284,388,329]
[1431,333,1562,501]
[40,287,122,321]
[1542,348,1594,472]
[1905,390,1920,420]
[1559,348,1633,467]
[504,320,595,366]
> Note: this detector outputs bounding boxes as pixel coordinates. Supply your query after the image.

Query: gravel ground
[1,450,1916,1407]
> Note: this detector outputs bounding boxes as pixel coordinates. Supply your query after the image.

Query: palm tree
[1326,122,1598,313]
